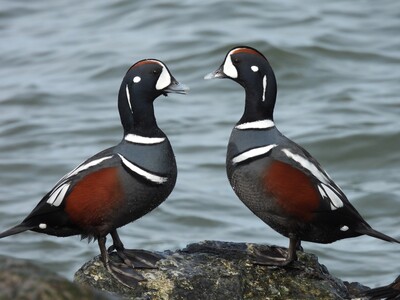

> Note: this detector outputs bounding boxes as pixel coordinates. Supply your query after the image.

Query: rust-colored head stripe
[128,60,159,71]
[231,47,265,58]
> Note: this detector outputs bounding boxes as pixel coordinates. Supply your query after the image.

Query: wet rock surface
[74,240,370,300]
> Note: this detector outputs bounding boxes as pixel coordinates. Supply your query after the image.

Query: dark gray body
[226,126,365,244]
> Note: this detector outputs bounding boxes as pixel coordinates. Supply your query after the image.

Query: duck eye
[153,69,159,75]
[233,58,240,64]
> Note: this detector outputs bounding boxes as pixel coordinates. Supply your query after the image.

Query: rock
[74,240,369,300]
[0,255,114,300]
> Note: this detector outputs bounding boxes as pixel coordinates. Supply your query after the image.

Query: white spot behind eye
[133,76,141,83]
[39,223,47,229]
[223,52,238,78]
[156,65,172,90]
[340,225,349,232]
[251,65,259,72]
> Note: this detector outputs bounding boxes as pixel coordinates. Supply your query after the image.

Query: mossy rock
[74,240,368,299]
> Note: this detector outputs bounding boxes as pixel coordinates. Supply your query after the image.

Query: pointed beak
[204,65,227,80]
[163,78,190,95]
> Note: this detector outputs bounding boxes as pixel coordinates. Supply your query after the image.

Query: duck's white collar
[125,134,166,144]
[235,119,275,130]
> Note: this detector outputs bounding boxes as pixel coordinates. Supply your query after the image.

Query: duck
[205,45,399,266]
[0,58,189,286]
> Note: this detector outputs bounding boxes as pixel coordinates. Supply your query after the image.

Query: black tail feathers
[0,224,33,239]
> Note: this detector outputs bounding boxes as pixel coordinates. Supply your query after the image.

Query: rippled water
[0,0,399,288]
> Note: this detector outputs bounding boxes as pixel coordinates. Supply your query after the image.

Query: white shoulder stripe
[320,183,344,210]
[47,182,71,207]
[232,144,277,164]
[281,149,329,184]
[124,134,165,145]
[235,119,275,130]
[118,154,167,184]
[46,155,114,207]
[67,155,114,179]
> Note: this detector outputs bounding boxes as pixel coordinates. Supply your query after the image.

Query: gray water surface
[0,0,399,288]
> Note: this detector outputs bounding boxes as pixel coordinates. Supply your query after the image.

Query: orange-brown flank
[65,167,124,228]
[264,160,319,221]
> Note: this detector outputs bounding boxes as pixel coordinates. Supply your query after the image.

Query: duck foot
[107,259,145,285]
[109,246,164,269]
[251,237,299,267]
[98,236,146,288]
[108,229,164,269]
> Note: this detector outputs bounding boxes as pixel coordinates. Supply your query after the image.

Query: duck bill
[163,78,190,95]
[204,65,227,80]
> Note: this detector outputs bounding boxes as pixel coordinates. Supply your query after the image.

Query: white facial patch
[118,154,168,184]
[232,144,277,164]
[39,223,47,229]
[133,76,141,83]
[340,225,349,232]
[251,65,259,72]
[155,62,172,90]
[235,119,275,130]
[262,75,267,102]
[223,50,238,78]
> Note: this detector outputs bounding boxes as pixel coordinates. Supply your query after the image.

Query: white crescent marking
[223,50,238,78]
[232,144,277,164]
[155,63,172,90]
[118,154,167,184]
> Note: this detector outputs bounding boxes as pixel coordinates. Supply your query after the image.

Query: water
[0,0,399,288]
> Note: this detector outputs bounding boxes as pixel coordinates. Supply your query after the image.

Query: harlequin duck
[364,275,400,299]
[0,59,188,285]
[205,46,399,266]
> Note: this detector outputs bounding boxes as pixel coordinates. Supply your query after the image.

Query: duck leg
[98,236,144,286]
[107,230,163,269]
[252,237,299,267]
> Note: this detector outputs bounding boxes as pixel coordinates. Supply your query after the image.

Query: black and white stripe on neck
[235,119,275,130]
[124,133,166,144]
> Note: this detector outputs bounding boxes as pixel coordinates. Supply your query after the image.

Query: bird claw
[109,248,163,269]
[106,260,145,288]
[251,246,295,267]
